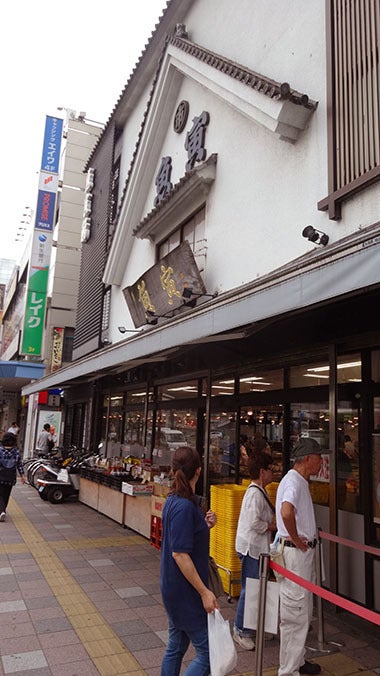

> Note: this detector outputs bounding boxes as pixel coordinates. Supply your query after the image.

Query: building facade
[22,0,380,611]
[1,113,102,447]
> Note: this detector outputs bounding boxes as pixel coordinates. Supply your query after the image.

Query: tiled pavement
[0,481,378,675]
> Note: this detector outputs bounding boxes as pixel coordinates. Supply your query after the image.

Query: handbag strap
[248,483,275,513]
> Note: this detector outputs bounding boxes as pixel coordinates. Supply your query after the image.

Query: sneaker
[232,627,255,650]
[299,661,321,675]
[0,512,6,522]
[264,632,275,640]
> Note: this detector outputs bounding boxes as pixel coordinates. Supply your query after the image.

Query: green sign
[21,268,49,356]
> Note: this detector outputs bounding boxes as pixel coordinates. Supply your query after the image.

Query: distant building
[0,113,102,447]
[0,258,16,288]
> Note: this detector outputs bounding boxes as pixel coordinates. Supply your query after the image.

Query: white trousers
[278,547,316,676]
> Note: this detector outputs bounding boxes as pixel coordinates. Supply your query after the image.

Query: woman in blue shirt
[160,446,218,675]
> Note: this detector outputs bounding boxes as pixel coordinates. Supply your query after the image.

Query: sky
[0,0,168,264]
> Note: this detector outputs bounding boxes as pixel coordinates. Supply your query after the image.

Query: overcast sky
[0,0,168,263]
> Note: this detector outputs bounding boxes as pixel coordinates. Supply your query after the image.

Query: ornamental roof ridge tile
[132,153,218,237]
[94,13,317,252]
[168,35,317,110]
[109,37,170,231]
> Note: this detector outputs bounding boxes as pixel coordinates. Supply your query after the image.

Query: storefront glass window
[239,406,283,481]
[158,380,201,400]
[337,355,361,383]
[372,398,380,538]
[290,401,360,510]
[371,351,380,382]
[211,377,236,396]
[126,389,148,404]
[100,395,123,456]
[209,410,237,483]
[239,369,283,392]
[152,407,198,468]
[290,355,361,387]
[122,410,145,458]
[337,401,360,512]
[291,403,330,506]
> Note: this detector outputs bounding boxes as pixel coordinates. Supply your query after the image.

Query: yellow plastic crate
[218,566,242,598]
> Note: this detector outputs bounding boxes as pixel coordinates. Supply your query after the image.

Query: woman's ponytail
[171,446,201,500]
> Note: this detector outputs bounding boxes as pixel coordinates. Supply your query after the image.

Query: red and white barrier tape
[270,560,380,626]
[318,530,380,558]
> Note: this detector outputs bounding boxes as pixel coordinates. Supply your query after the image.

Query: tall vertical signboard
[21,116,63,356]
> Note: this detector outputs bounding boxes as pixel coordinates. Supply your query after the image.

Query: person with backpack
[0,433,26,521]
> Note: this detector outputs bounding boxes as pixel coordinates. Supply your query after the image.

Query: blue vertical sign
[40,116,63,174]
[21,115,63,355]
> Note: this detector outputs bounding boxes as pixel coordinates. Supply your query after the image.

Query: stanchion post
[315,532,325,650]
[307,530,342,652]
[255,553,270,676]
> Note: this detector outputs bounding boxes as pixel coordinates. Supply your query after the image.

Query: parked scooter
[36,466,80,504]
[35,445,103,504]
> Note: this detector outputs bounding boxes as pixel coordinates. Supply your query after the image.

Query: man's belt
[283,539,318,549]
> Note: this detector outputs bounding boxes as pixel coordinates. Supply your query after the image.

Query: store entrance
[208,404,284,485]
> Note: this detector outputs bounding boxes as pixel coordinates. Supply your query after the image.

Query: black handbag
[208,556,225,597]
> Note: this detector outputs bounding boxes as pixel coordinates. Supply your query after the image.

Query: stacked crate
[209,484,246,597]
[266,481,279,508]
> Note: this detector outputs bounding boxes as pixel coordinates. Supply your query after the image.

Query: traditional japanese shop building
[23,0,380,611]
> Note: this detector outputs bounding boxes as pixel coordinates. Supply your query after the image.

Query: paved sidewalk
[0,482,377,675]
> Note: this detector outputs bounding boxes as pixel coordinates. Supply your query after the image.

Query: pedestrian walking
[7,422,19,436]
[0,433,26,521]
[160,445,218,675]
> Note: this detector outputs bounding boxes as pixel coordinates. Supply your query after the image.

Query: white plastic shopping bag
[243,578,280,635]
[208,609,238,676]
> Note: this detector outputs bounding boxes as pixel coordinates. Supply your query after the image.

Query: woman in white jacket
[233,451,276,650]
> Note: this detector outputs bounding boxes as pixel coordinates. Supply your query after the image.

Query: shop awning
[0,361,45,380]
[21,232,380,396]
[0,360,45,395]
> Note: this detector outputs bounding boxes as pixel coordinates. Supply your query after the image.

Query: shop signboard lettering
[123,240,206,327]
[51,327,64,372]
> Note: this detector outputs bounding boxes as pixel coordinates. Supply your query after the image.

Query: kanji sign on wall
[123,241,206,328]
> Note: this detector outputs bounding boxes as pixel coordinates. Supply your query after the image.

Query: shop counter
[123,494,152,538]
[79,477,99,510]
[79,476,153,537]
[79,477,125,525]
[98,484,125,524]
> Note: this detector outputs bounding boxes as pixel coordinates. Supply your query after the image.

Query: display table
[123,494,152,538]
[98,484,125,524]
[79,477,152,537]
[79,477,99,510]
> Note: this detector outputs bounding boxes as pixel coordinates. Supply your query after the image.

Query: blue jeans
[161,620,210,675]
[234,554,259,636]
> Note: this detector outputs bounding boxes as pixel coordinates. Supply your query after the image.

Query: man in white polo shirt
[276,437,330,676]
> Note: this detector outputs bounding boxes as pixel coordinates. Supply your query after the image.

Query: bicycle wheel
[30,462,56,488]
[26,460,43,485]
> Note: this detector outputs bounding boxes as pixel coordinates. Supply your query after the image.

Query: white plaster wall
[117,80,155,204]
[183,0,379,230]
[108,0,380,336]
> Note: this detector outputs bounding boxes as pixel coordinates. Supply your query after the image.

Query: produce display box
[152,482,172,498]
[122,482,154,496]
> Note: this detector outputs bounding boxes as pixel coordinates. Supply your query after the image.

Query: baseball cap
[292,437,331,459]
